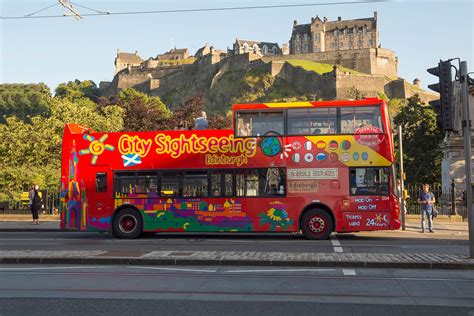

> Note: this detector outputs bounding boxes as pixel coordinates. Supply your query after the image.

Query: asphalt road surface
[0,265,473,315]
[0,231,468,255]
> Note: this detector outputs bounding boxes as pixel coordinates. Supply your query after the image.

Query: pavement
[0,214,472,270]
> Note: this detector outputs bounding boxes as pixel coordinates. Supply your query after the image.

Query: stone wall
[335,71,389,99]
[385,79,438,104]
[262,48,397,78]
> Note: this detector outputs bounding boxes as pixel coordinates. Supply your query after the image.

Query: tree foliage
[54,80,99,102]
[393,95,443,185]
[0,97,123,201]
[0,83,51,123]
[117,89,171,131]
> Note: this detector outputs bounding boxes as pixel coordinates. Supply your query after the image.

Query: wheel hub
[119,215,137,233]
[308,217,325,234]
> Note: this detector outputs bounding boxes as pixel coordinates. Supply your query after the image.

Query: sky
[0,0,473,92]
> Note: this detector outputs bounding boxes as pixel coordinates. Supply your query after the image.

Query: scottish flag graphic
[122,153,142,167]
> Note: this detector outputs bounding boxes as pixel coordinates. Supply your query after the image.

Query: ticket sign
[287,168,338,180]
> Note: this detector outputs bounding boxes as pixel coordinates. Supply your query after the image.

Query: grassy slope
[287,59,361,75]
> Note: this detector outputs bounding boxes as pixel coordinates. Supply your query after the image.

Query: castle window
[353,27,357,34]
[243,43,249,53]
[343,29,347,36]
[334,29,339,37]
[315,33,320,42]
[303,33,308,41]
[263,45,268,54]
[296,34,300,42]
[272,46,278,54]
[253,44,259,54]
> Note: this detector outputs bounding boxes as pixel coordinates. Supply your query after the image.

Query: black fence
[0,190,60,215]
[404,183,468,218]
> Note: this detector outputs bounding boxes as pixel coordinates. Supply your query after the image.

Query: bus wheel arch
[112,205,143,239]
[299,203,335,240]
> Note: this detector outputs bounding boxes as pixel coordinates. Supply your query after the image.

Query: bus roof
[232,98,384,111]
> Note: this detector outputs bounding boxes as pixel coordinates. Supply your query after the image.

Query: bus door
[89,165,114,222]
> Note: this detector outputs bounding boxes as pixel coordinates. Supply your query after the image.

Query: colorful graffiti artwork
[115,193,254,232]
[258,201,294,231]
[60,140,88,230]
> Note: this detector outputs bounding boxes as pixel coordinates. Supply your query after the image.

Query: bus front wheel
[113,208,143,239]
[301,209,333,240]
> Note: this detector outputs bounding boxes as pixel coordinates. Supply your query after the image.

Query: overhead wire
[1,0,389,20]
[23,2,60,17]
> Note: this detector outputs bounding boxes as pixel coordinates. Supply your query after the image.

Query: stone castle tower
[290,12,378,54]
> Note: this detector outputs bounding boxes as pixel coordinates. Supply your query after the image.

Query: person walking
[29,184,42,225]
[417,184,435,233]
[194,111,208,130]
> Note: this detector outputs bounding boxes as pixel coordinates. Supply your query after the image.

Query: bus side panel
[60,125,88,231]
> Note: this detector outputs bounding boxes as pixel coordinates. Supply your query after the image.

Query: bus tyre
[113,208,143,239]
[301,209,333,240]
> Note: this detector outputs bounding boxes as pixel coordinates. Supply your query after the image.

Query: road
[0,231,468,256]
[0,264,473,315]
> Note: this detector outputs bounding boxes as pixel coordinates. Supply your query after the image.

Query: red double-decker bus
[60,98,400,239]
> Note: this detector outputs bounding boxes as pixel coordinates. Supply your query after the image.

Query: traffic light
[427,60,454,131]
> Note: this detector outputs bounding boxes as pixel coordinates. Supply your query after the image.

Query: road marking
[226,268,335,273]
[0,266,108,271]
[127,266,217,273]
[343,269,356,276]
[330,234,343,253]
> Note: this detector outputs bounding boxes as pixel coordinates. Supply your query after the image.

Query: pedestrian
[417,183,435,233]
[29,184,42,225]
[194,111,208,130]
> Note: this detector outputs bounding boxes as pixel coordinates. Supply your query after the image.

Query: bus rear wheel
[301,209,333,240]
[113,208,143,239]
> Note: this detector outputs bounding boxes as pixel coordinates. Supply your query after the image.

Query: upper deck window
[236,111,284,137]
[340,106,383,134]
[288,108,337,135]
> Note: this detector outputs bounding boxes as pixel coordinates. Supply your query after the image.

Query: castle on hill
[99,12,437,105]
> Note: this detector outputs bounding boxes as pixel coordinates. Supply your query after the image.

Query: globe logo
[260,137,282,157]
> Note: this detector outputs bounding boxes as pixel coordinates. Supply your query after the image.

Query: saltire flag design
[122,153,142,167]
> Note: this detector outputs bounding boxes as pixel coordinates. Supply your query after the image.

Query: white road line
[227,268,335,273]
[330,234,343,253]
[127,266,217,273]
[0,266,109,271]
[343,269,357,276]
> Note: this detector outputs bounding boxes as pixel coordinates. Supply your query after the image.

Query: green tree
[393,94,443,184]
[169,94,205,130]
[0,97,123,201]
[117,89,171,131]
[0,83,51,123]
[55,80,99,102]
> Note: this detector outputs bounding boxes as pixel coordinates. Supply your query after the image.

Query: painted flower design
[259,203,293,231]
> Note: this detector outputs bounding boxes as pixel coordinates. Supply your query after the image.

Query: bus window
[288,109,310,135]
[236,111,284,136]
[211,171,233,197]
[161,172,180,197]
[95,173,107,192]
[136,172,158,194]
[340,107,356,133]
[263,167,286,195]
[236,170,259,197]
[308,107,337,134]
[183,171,208,197]
[350,167,389,196]
[114,172,136,195]
[236,168,286,197]
[354,106,383,131]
